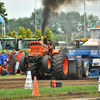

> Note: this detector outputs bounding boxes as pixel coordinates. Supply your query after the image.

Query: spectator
[15,50,24,75]
[6,50,10,71]
[26,49,29,57]
[2,51,7,64]
[0,51,3,65]
[0,51,3,74]
[0,62,9,76]
[9,49,16,75]
[22,51,25,56]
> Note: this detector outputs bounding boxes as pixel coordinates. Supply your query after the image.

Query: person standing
[0,51,3,64]
[0,51,3,74]
[2,51,7,64]
[15,50,24,75]
[6,50,10,71]
[9,49,16,75]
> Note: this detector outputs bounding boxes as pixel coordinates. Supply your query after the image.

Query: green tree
[72,32,90,40]
[44,27,53,41]
[30,8,42,33]
[7,30,13,37]
[5,8,100,38]
[12,30,16,37]
[80,13,88,31]
[65,11,81,33]
[88,14,99,28]
[25,29,32,38]
[86,33,90,38]
[0,33,1,38]
[6,18,19,32]
[0,2,8,23]
[52,33,66,41]
[73,32,84,40]
[18,27,25,37]
[35,28,41,38]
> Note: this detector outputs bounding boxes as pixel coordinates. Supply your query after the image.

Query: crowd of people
[0,49,29,76]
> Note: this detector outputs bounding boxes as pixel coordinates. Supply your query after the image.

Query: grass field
[0,74,26,78]
[0,85,100,99]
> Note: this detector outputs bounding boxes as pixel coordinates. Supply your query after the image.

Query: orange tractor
[20,37,69,79]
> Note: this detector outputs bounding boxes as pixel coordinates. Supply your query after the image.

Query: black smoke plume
[41,0,67,36]
[41,0,96,36]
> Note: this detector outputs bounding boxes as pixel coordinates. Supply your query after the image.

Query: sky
[1,0,100,19]
[1,0,42,19]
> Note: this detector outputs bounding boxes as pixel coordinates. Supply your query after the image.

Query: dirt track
[0,77,99,100]
[0,77,98,89]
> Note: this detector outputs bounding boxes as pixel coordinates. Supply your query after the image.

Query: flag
[0,15,5,25]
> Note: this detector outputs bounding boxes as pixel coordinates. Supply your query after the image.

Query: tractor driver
[43,36,47,45]
[47,41,52,60]
[47,41,50,48]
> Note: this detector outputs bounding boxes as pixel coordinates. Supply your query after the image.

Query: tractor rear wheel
[27,63,38,79]
[52,51,69,80]
[19,56,28,72]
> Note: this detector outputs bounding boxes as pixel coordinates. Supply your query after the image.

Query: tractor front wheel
[42,55,51,73]
[19,56,28,72]
[27,63,38,79]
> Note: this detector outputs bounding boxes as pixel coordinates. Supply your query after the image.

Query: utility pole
[65,18,70,46]
[4,22,5,37]
[35,0,37,30]
[84,0,86,39]
[2,24,3,37]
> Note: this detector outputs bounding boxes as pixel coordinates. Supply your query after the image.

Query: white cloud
[1,0,42,19]
[61,0,100,18]
[1,0,100,19]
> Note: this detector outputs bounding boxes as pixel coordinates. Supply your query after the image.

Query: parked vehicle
[68,26,100,79]
[0,36,37,54]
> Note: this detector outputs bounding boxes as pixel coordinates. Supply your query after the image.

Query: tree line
[6,27,53,41]
[0,2,100,41]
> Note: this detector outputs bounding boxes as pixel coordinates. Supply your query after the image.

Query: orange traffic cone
[32,76,40,96]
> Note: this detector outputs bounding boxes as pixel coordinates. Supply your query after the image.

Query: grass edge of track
[0,85,100,99]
